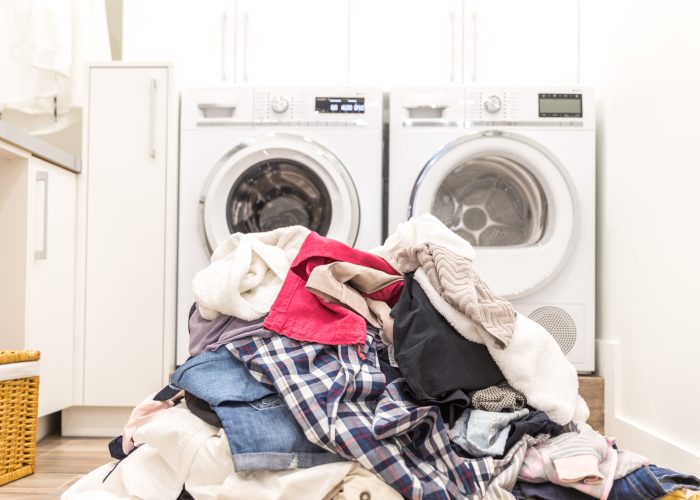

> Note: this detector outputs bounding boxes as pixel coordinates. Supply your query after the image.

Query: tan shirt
[305,261,402,345]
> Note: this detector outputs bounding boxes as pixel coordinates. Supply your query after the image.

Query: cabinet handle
[449,12,455,82]
[34,171,48,261]
[221,12,227,82]
[149,78,157,159]
[242,12,249,83]
[471,12,478,83]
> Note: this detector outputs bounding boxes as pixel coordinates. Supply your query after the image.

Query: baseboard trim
[62,406,132,437]
[597,339,700,475]
[37,412,60,441]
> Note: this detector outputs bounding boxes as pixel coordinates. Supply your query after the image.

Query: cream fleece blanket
[375,216,589,425]
[371,213,476,267]
[192,226,310,321]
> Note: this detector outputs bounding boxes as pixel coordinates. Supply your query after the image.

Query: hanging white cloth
[0,0,111,133]
[0,0,68,107]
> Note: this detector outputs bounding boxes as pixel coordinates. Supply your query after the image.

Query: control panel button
[270,96,289,114]
[484,95,502,114]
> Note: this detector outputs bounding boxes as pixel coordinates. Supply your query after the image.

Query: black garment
[376,344,402,384]
[153,384,181,401]
[426,389,470,428]
[504,410,566,451]
[185,391,223,428]
[391,273,505,403]
[107,435,129,460]
[188,302,197,322]
[177,487,195,500]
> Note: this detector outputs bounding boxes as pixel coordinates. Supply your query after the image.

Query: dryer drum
[225,158,333,235]
[431,155,548,247]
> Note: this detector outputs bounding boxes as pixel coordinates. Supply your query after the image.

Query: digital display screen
[315,97,365,114]
[539,93,583,117]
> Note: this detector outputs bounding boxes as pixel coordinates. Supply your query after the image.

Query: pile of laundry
[64,215,700,500]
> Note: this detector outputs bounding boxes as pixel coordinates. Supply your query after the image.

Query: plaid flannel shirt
[226,327,494,499]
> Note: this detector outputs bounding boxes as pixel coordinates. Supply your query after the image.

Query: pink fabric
[122,390,182,455]
[263,232,403,346]
[519,434,619,500]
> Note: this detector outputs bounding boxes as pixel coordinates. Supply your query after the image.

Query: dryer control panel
[465,87,594,129]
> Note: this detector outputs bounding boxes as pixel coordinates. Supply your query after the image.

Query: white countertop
[0,121,81,173]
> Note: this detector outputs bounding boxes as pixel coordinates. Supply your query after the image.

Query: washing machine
[178,87,383,362]
[389,87,595,372]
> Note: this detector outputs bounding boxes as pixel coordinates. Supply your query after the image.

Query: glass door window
[226,158,332,234]
[431,155,547,246]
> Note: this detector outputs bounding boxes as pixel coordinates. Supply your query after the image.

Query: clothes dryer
[178,87,382,362]
[389,87,595,372]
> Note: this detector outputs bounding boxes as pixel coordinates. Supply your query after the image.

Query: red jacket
[263,232,403,347]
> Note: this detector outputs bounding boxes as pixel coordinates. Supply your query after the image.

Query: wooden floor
[0,436,111,499]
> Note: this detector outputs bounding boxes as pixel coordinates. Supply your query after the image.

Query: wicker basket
[0,350,40,486]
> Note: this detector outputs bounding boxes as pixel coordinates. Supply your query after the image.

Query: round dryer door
[200,134,360,254]
[410,131,577,299]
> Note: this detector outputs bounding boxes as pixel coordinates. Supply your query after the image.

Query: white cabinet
[0,144,76,418]
[27,158,77,417]
[349,0,463,86]
[236,0,349,85]
[79,64,177,407]
[120,0,579,88]
[122,0,236,86]
[464,0,579,84]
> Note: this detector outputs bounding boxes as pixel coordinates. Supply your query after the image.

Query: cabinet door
[464,0,578,84]
[236,0,348,84]
[349,0,462,86]
[122,0,235,86]
[84,67,168,406]
[26,160,77,417]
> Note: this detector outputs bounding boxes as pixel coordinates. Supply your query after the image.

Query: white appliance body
[389,87,595,372]
[178,87,383,363]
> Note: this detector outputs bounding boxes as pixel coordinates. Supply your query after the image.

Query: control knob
[271,96,289,113]
[484,95,502,114]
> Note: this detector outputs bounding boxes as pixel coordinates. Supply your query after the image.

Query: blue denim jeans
[171,347,343,471]
[512,464,700,499]
[609,464,700,500]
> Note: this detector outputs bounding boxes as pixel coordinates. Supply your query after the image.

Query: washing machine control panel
[183,88,381,130]
[467,90,517,120]
[270,95,290,113]
[483,95,502,114]
[253,89,379,127]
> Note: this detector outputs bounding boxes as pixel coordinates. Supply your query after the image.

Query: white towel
[192,226,310,321]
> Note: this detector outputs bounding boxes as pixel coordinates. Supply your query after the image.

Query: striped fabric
[394,243,516,348]
[470,382,527,412]
[226,327,494,499]
[485,434,551,500]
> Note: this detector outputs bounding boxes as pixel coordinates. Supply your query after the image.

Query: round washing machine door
[200,133,360,254]
[409,131,577,299]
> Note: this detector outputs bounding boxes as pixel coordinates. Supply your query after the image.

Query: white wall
[581,0,700,475]
[105,0,123,60]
